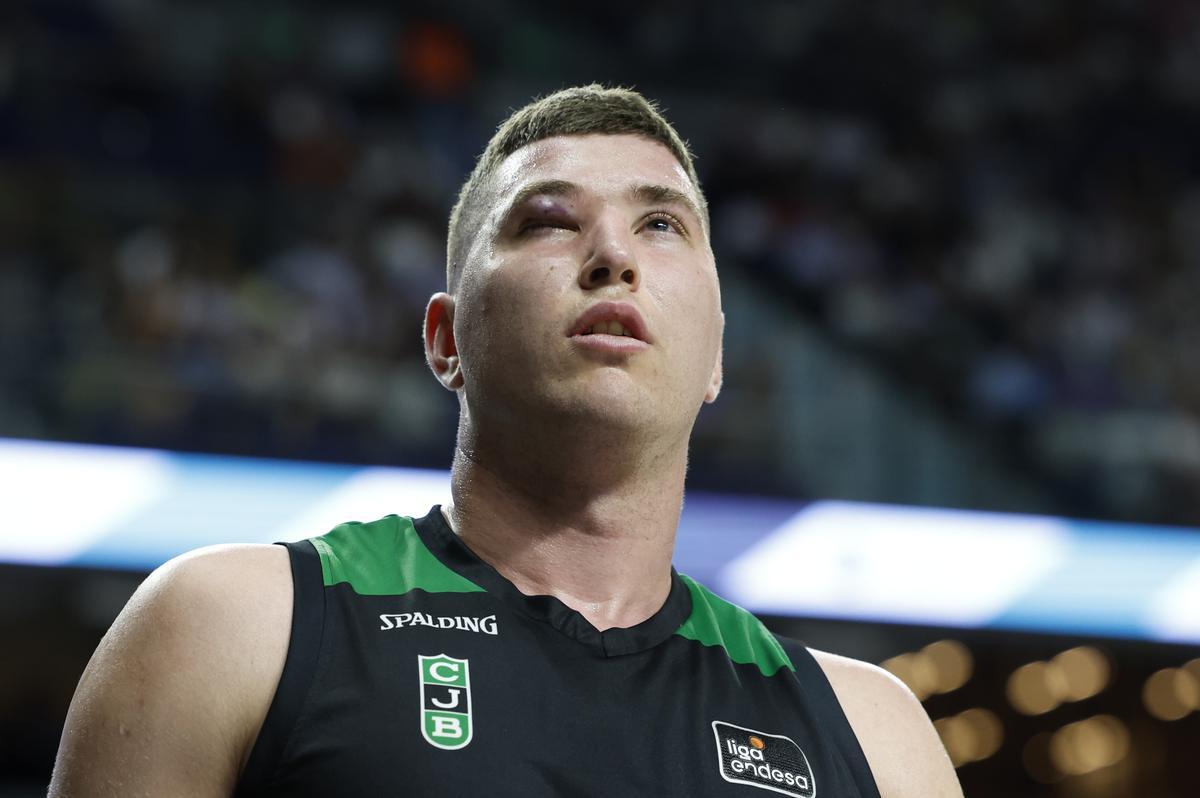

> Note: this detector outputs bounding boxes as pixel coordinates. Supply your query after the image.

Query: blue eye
[644,213,684,235]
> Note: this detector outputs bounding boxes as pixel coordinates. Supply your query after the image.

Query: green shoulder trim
[674,574,795,678]
[310,515,484,596]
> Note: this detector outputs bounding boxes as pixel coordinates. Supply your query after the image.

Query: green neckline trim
[674,574,795,677]
[311,515,484,596]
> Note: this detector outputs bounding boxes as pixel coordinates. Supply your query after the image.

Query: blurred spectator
[5,0,1200,524]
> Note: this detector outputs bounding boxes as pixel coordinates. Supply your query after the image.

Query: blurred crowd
[3,0,1200,524]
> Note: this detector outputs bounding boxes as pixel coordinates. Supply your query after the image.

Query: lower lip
[569,334,650,354]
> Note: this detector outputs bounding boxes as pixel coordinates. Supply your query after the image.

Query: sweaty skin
[426,134,724,631]
[49,133,962,798]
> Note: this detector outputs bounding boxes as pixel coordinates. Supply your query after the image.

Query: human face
[440,134,723,439]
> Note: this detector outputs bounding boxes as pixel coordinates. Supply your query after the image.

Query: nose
[579,219,640,291]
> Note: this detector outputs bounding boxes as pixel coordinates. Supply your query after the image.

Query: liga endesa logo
[712,721,815,797]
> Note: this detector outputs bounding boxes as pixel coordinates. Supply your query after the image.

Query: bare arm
[812,649,963,798]
[48,544,292,798]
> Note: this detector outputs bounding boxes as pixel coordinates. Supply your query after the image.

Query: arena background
[1,1,1199,795]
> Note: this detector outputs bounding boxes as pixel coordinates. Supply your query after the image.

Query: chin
[554,393,647,426]
[534,389,655,434]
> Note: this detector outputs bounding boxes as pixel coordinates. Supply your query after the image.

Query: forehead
[489,133,699,212]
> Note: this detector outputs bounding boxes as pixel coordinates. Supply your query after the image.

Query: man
[49,85,962,797]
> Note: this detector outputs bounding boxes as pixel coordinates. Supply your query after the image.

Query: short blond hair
[445,84,707,291]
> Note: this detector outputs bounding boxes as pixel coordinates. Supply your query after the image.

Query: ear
[704,313,724,404]
[424,292,463,391]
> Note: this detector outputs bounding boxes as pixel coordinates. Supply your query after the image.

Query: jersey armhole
[235,539,325,796]
[778,636,883,798]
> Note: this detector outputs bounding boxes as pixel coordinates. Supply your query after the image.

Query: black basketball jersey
[235,506,880,797]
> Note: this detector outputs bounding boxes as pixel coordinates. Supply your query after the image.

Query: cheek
[453,280,502,385]
[480,264,559,329]
[660,274,722,380]
[458,263,565,372]
[657,271,720,331]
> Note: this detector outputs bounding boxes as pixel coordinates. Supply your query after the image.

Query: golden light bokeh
[1022,732,1061,784]
[1048,715,1130,776]
[1182,658,1200,685]
[1007,647,1113,716]
[882,640,974,701]
[934,707,1004,767]
[922,639,974,695]
[1050,646,1111,702]
[881,651,939,701]
[1007,661,1062,715]
[1142,667,1200,721]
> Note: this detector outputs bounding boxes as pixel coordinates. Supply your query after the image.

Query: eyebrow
[496,179,705,234]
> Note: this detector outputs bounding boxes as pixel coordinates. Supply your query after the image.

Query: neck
[446,415,688,632]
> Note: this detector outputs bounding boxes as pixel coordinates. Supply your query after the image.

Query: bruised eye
[518,217,576,235]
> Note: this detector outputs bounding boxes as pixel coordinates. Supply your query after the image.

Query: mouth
[567,301,653,344]
[582,319,637,337]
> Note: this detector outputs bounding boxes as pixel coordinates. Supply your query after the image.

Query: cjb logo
[418,654,473,750]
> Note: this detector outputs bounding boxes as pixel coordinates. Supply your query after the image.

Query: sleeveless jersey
[236,506,880,797]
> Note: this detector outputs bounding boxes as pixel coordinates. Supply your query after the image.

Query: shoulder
[809,648,963,798]
[140,542,293,615]
[118,543,294,679]
[50,544,294,797]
